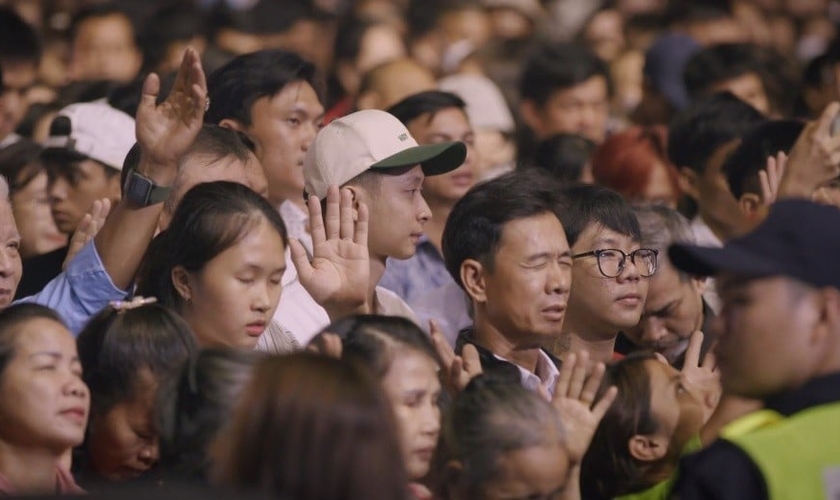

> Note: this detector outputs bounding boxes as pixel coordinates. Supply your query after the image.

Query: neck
[369,255,387,310]
[276,195,307,214]
[639,459,676,492]
[425,197,454,252]
[472,311,541,374]
[556,331,616,365]
[699,211,739,242]
[0,443,60,495]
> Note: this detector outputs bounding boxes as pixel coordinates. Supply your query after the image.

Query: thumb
[289,238,312,277]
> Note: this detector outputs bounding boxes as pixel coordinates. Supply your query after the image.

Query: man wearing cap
[15,101,135,298]
[668,199,840,499]
[278,109,466,343]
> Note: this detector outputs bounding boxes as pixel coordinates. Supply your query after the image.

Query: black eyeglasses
[571,248,659,278]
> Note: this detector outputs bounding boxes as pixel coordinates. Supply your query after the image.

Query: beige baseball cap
[304,109,467,199]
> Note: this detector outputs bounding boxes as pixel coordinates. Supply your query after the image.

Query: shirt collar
[764,371,840,416]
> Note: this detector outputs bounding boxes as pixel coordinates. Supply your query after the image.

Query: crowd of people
[0,0,840,498]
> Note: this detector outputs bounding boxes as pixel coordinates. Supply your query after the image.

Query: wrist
[134,155,177,187]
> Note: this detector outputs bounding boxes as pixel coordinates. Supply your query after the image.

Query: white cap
[43,100,135,171]
[438,74,515,134]
[304,109,466,199]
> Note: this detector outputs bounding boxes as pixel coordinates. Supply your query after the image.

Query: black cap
[669,199,840,289]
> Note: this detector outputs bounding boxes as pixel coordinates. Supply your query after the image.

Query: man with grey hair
[623,204,715,367]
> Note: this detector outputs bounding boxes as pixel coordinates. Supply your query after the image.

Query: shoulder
[670,440,767,500]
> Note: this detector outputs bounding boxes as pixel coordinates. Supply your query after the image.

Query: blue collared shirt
[15,241,129,334]
[379,236,455,307]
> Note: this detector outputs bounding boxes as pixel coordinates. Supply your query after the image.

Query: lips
[59,407,87,424]
[246,321,267,337]
[616,293,642,306]
[541,304,567,321]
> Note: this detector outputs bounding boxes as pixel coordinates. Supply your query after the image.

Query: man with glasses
[556,184,656,363]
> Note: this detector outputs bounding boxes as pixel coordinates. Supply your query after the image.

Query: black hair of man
[0,6,41,65]
[386,91,467,126]
[205,49,319,127]
[526,133,596,185]
[683,43,767,101]
[556,184,642,248]
[139,3,207,74]
[723,119,805,199]
[69,3,137,47]
[667,91,765,175]
[519,42,611,107]
[442,169,564,289]
[664,0,732,26]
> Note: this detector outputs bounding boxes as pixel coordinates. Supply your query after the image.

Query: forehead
[572,223,638,251]
[407,107,470,133]
[260,80,324,115]
[9,317,74,354]
[0,61,37,88]
[644,358,677,390]
[497,213,569,253]
[550,75,609,102]
[0,201,21,237]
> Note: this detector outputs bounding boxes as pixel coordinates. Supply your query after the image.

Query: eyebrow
[652,299,679,316]
[526,250,571,261]
[29,352,80,364]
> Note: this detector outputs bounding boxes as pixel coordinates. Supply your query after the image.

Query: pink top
[0,467,85,496]
[408,482,434,500]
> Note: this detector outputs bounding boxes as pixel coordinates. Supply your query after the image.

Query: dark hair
[0,139,44,194]
[581,352,658,499]
[664,0,732,26]
[108,70,176,117]
[0,6,41,64]
[157,348,263,481]
[556,184,642,247]
[526,133,596,184]
[519,42,611,106]
[69,4,137,47]
[723,119,805,199]
[137,181,287,312]
[212,353,408,500]
[683,43,766,101]
[433,376,565,498]
[320,314,440,378]
[208,0,320,37]
[77,303,198,416]
[442,169,564,288]
[139,3,207,74]
[667,92,765,174]
[387,91,467,126]
[632,204,695,281]
[333,16,379,65]
[0,304,65,379]
[205,49,319,126]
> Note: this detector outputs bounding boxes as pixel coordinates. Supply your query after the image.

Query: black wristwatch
[123,170,171,207]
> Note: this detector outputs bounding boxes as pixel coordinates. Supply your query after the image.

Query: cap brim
[371,141,467,177]
[669,243,787,278]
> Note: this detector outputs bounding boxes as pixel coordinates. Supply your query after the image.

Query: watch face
[126,171,153,204]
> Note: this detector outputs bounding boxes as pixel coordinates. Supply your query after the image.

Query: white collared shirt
[689,216,723,313]
[493,349,561,397]
[279,199,313,257]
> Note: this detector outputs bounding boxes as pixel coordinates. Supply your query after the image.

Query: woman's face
[644,359,706,457]
[380,348,441,480]
[86,369,158,481]
[178,216,286,349]
[10,172,67,258]
[0,317,89,452]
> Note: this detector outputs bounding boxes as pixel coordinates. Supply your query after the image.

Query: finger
[100,198,112,222]
[430,320,456,368]
[289,238,313,278]
[449,357,467,392]
[701,349,717,372]
[591,386,618,422]
[580,362,606,407]
[461,343,482,377]
[567,350,589,400]
[139,73,161,116]
[354,201,369,247]
[324,185,340,240]
[339,187,354,240]
[306,194,326,248]
[759,169,772,202]
[684,331,704,369]
[555,352,576,397]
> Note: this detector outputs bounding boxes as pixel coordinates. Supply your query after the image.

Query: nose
[617,254,642,282]
[641,317,669,343]
[417,194,432,224]
[252,282,271,313]
[546,260,571,295]
[0,249,14,277]
[48,176,68,203]
[301,121,319,152]
[422,403,441,436]
[138,439,159,466]
[63,376,89,400]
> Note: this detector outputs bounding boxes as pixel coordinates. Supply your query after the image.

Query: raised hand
[681,331,721,421]
[63,198,111,270]
[430,320,482,394]
[552,351,618,464]
[780,102,840,199]
[292,185,370,319]
[759,151,787,205]
[135,47,207,171]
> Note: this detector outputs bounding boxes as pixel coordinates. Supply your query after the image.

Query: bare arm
[94,48,207,290]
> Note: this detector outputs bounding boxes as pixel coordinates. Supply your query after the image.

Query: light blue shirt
[15,241,129,335]
[380,236,455,307]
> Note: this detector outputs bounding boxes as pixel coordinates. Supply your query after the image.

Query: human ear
[218,118,245,132]
[811,288,840,350]
[738,193,763,220]
[628,434,668,462]
[677,167,700,200]
[171,266,193,303]
[461,259,487,304]
[519,99,545,136]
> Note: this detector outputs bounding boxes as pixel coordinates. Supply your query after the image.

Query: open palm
[292,186,370,317]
